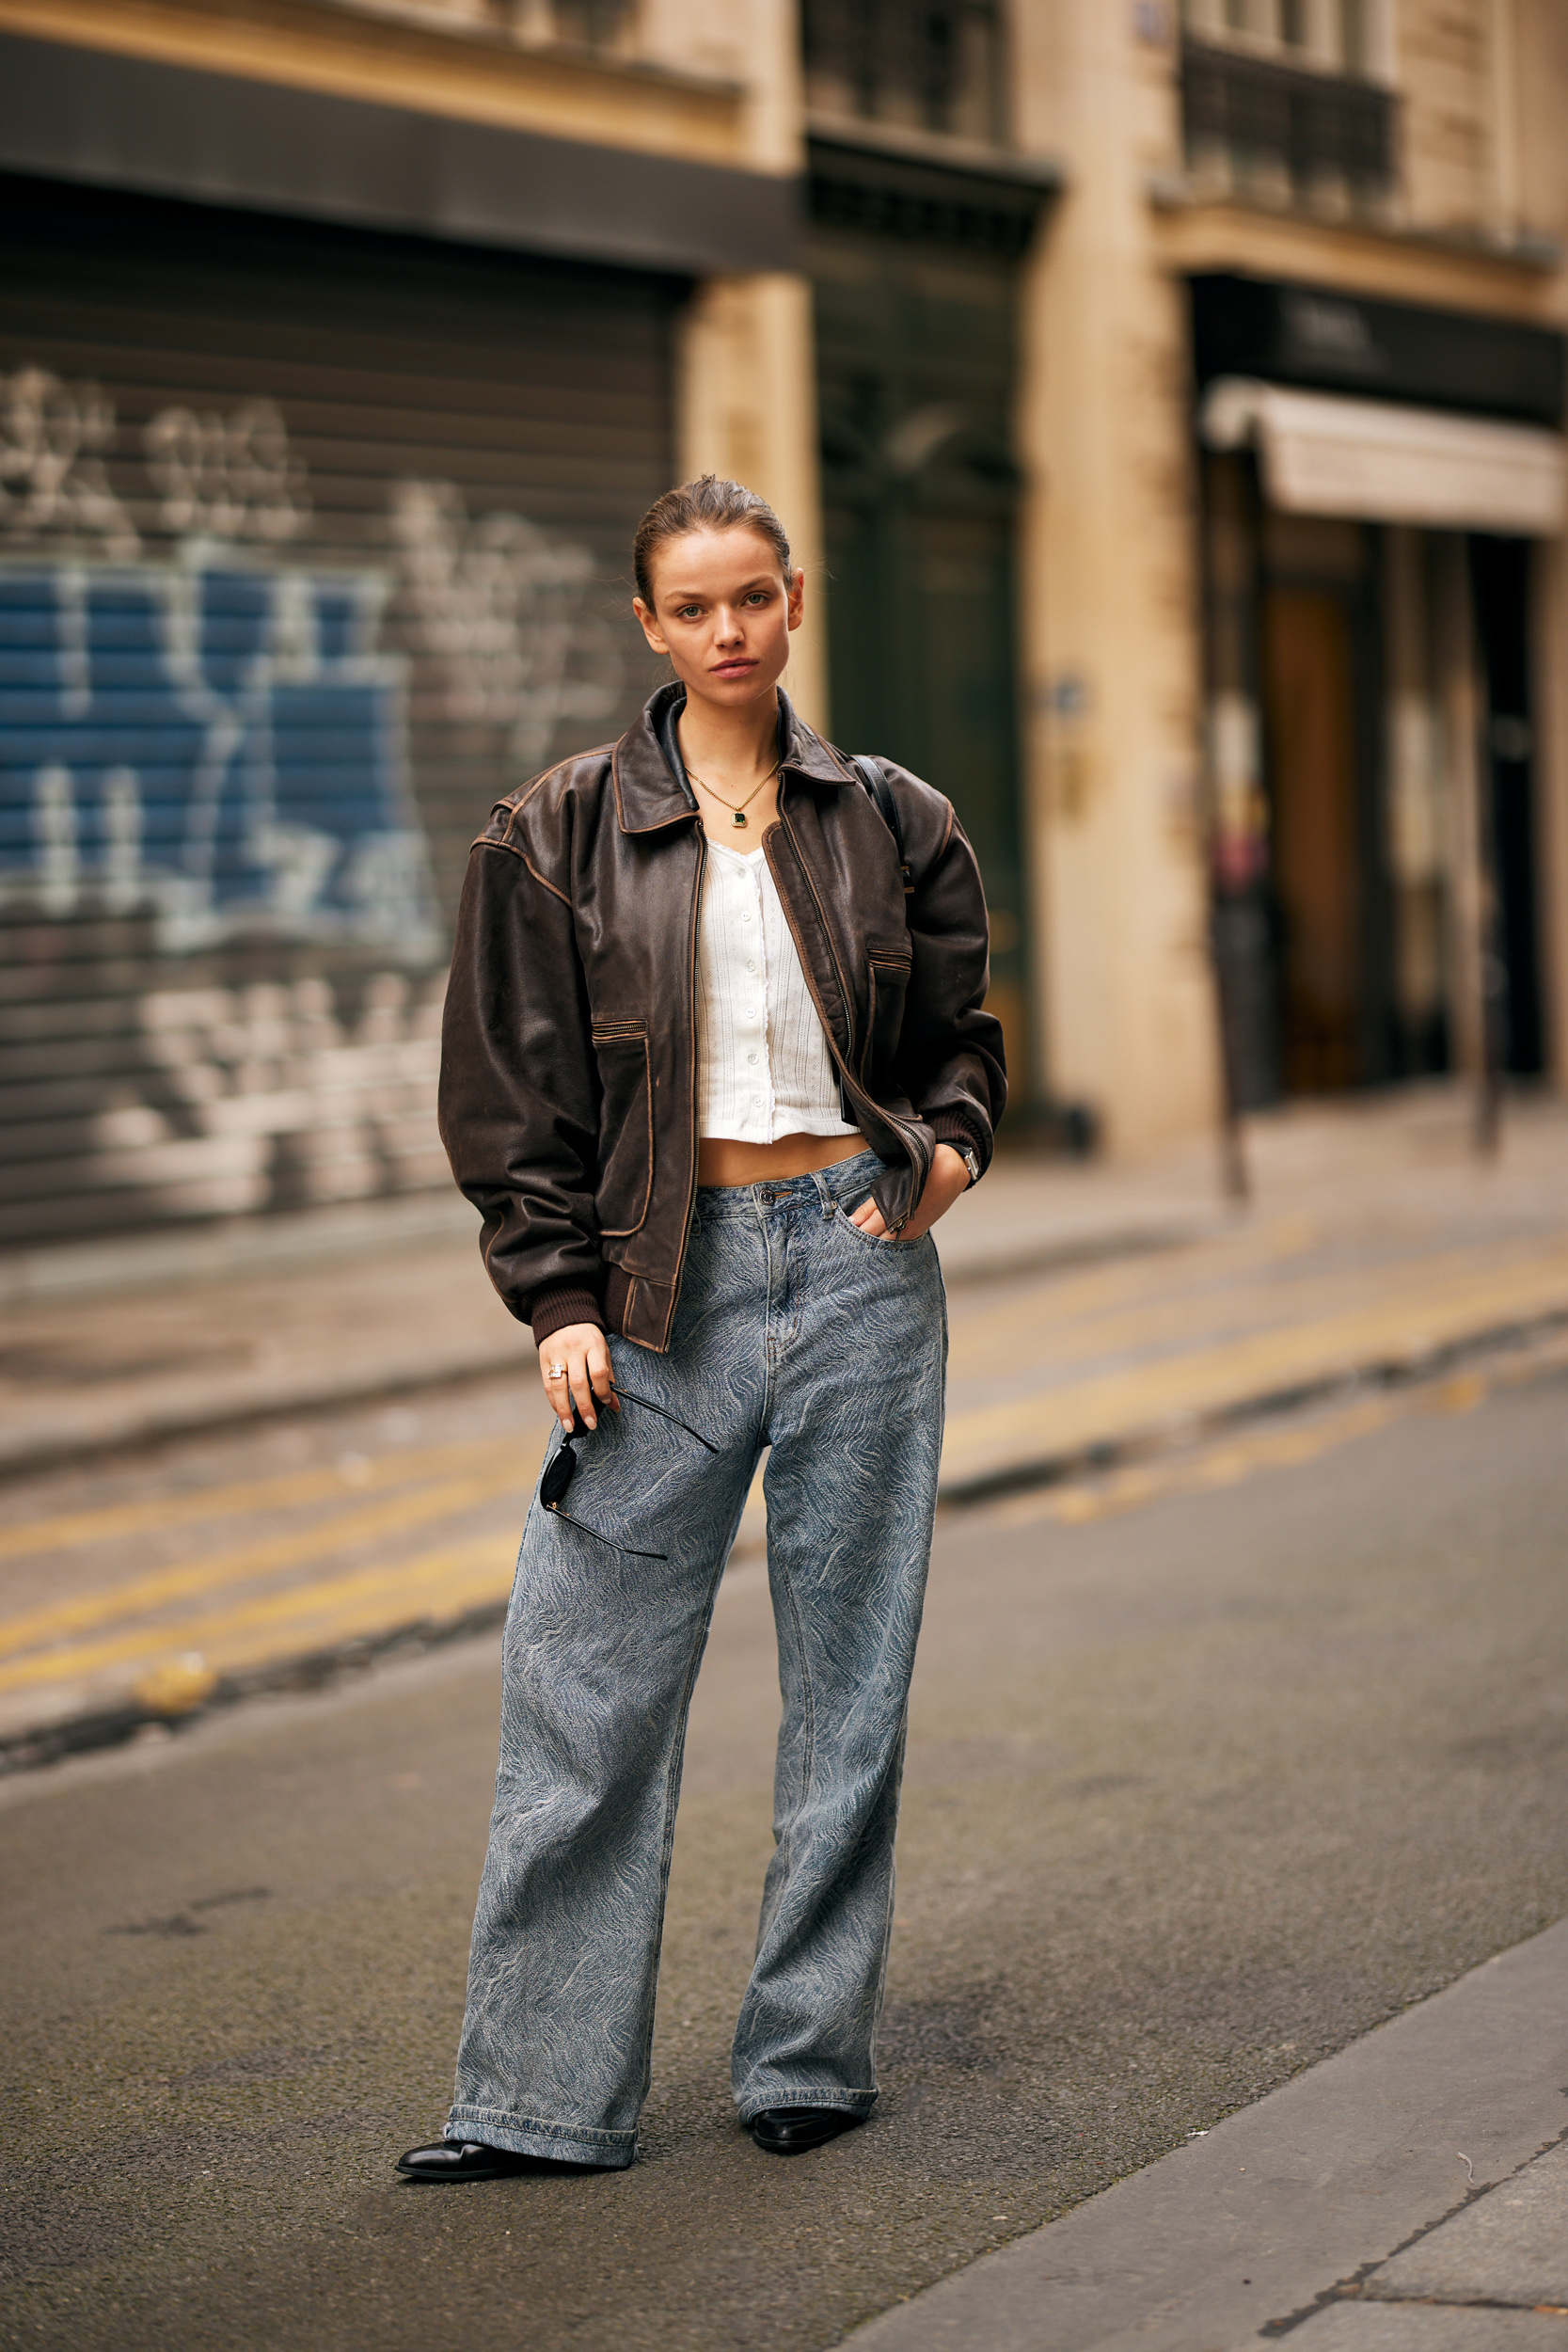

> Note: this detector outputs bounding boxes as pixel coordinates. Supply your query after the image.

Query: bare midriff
[697,1131,868,1187]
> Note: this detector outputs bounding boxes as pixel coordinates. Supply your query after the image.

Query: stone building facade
[1009,0,1568,1148]
[0,0,1564,1248]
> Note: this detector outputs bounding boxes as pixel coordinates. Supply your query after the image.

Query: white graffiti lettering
[92,974,449,1219]
[389,479,623,772]
[0,366,140,556]
[145,399,311,542]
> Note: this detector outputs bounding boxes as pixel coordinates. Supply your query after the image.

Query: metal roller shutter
[0,173,679,1250]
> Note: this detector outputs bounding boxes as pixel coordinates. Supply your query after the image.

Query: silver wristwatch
[957,1143,981,1189]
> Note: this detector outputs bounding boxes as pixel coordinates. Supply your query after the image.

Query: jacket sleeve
[888,777,1007,1176]
[437,835,607,1343]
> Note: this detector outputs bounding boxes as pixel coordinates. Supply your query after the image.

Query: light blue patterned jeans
[446,1151,948,2167]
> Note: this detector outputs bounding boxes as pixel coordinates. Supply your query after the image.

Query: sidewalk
[851,1914,1568,2350]
[3,1084,1568,1769]
[2,1084,1566,1481]
[0,1118,1227,1478]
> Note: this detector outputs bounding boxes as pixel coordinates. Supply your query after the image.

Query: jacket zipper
[656,821,707,1350]
[772,799,932,1231]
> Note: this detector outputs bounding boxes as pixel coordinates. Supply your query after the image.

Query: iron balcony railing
[1180,37,1396,205]
[802,0,1004,145]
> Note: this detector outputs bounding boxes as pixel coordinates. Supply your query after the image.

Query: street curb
[934,1304,1568,1507]
[5,1302,1565,1783]
[0,1597,512,1777]
[846,1918,1568,2350]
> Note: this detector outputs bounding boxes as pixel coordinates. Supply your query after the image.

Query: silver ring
[547,1362,566,1379]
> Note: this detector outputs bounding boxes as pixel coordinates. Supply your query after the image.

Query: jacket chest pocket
[591,1021,653,1237]
[863,937,912,1082]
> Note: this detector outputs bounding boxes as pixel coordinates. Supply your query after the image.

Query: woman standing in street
[398,475,1005,2178]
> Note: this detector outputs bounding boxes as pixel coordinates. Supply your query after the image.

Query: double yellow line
[0,1438,537,1708]
[941,1238,1568,1487]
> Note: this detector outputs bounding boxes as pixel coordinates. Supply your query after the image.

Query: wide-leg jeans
[445,1151,948,2168]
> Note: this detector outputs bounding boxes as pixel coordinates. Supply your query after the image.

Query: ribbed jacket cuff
[527,1283,606,1347]
[928,1109,990,1179]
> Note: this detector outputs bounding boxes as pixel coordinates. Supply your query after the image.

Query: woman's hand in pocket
[848,1143,972,1244]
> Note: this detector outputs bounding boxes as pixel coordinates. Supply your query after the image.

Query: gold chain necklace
[686,757,781,829]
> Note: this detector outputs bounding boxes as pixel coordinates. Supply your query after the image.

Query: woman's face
[633,525,802,712]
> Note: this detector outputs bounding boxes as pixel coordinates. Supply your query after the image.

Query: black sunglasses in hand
[539,1384,718,1560]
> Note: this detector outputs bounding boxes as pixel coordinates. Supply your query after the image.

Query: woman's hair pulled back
[633,475,793,608]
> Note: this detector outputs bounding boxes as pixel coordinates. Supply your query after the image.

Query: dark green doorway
[808,140,1048,1113]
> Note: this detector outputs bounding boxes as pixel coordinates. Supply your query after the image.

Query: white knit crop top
[695,835,858,1145]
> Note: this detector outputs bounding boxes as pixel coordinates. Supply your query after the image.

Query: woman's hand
[848,1142,972,1245]
[537,1322,618,1434]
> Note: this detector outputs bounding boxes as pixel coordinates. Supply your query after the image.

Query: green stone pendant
[733,810,747,827]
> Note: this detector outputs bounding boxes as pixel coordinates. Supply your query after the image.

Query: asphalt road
[4,1367,1566,2352]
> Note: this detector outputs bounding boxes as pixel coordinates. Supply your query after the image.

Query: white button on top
[747,1052,758,1064]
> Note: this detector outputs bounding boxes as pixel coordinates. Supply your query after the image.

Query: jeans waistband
[691,1149,882,1222]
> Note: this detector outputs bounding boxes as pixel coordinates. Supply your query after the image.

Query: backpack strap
[848,754,912,898]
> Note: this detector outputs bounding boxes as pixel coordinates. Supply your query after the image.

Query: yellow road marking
[0,1432,544,1562]
[942,1246,1568,1485]
[945,1213,1321,1367]
[0,1465,531,1661]
[947,1232,1568,1382]
[990,1392,1403,1531]
[174,1549,517,1681]
[15,1323,1566,1715]
[983,1329,1568,1538]
[0,1533,517,1696]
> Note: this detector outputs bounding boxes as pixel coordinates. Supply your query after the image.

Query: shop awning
[1200,376,1567,535]
[0,30,800,279]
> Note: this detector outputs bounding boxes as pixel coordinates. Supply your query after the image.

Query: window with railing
[802,0,1005,146]
[539,0,635,49]
[1180,31,1395,214]
[1184,0,1377,70]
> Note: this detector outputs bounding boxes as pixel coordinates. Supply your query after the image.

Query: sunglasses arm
[543,1499,669,1563]
[610,1385,720,1454]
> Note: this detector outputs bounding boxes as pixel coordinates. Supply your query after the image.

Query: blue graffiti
[0,555,436,952]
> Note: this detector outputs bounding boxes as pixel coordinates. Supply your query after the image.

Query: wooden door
[1261,588,1362,1092]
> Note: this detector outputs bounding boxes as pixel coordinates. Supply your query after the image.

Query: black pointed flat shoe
[396,2139,547,2182]
[749,2107,863,2157]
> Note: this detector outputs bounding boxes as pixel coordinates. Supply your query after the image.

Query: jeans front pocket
[834,1196,919,1251]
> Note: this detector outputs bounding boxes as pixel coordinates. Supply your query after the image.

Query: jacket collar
[611,681,854,834]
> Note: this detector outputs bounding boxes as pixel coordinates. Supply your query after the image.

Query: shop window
[802,0,1005,146]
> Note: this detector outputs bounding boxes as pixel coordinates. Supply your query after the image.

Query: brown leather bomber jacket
[437,683,1006,1353]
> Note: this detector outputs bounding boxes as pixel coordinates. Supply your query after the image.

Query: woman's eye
[675,605,702,620]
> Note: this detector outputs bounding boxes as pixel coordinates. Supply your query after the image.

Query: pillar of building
[675,273,829,735]
[670,0,826,734]
[1012,0,1223,1152]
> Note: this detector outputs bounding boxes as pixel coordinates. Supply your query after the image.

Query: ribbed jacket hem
[928,1107,990,1176]
[527,1282,606,1346]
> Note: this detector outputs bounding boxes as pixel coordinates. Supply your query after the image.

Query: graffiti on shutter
[390,480,622,773]
[0,359,628,1245]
